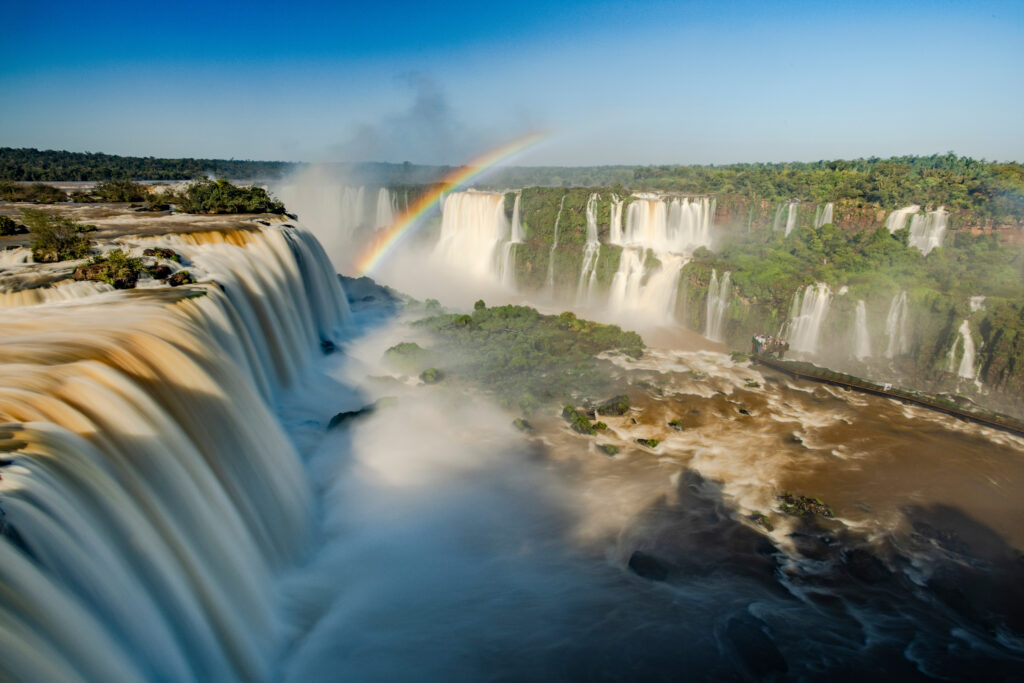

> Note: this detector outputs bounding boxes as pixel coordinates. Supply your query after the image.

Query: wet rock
[778,492,834,518]
[636,438,660,448]
[749,512,774,532]
[598,443,619,456]
[843,548,891,583]
[512,417,533,432]
[167,270,194,287]
[668,418,684,431]
[73,262,138,289]
[142,247,180,262]
[146,264,172,280]
[725,613,788,679]
[628,550,669,581]
[738,407,751,416]
[328,398,395,430]
[788,532,835,560]
[597,394,630,416]
[320,339,337,355]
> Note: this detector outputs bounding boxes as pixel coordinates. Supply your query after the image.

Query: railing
[751,354,1024,438]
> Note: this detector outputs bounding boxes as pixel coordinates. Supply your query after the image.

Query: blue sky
[1,0,1021,165]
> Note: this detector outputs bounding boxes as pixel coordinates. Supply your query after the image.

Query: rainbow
[355,131,547,275]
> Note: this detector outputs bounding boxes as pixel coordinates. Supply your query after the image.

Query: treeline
[0,148,294,181]
[628,153,1024,218]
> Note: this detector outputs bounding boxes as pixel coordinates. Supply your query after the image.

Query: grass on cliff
[410,302,644,414]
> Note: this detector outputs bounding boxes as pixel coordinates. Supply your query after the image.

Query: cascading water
[772,204,785,232]
[1,247,33,267]
[607,195,714,324]
[784,283,831,355]
[374,187,396,229]
[854,300,871,360]
[814,202,834,228]
[784,202,798,236]
[499,192,523,289]
[885,205,921,233]
[907,207,948,255]
[884,290,910,359]
[434,191,510,284]
[947,319,978,381]
[704,269,731,342]
[545,195,567,295]
[0,223,348,682]
[576,194,601,304]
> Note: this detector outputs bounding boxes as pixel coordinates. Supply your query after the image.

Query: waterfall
[500,192,523,289]
[815,203,834,228]
[0,223,347,682]
[434,191,510,284]
[907,207,948,255]
[772,204,785,232]
[1,247,33,267]
[947,319,978,380]
[576,194,601,304]
[970,295,986,312]
[885,205,921,233]
[704,269,731,342]
[374,187,396,229]
[784,283,831,355]
[854,300,871,360]
[784,202,798,236]
[884,290,910,359]
[545,195,567,295]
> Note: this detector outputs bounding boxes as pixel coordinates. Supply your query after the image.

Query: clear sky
[1,0,1021,165]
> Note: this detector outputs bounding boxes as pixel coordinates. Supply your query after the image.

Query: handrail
[751,354,1024,438]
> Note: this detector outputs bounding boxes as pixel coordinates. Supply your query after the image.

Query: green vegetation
[512,417,533,432]
[636,438,660,448]
[383,341,433,374]
[21,209,93,262]
[176,179,285,214]
[74,249,143,289]
[0,148,292,181]
[0,215,28,235]
[0,181,67,203]
[419,367,443,384]
[749,512,774,531]
[71,179,151,203]
[412,304,644,413]
[563,405,597,435]
[597,394,630,416]
[778,493,834,519]
[167,270,195,287]
[598,444,619,455]
[668,418,684,431]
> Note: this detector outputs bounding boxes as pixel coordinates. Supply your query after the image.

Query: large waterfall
[885,205,921,233]
[784,283,831,355]
[854,300,871,360]
[884,290,910,359]
[576,194,601,304]
[704,269,731,342]
[0,224,349,681]
[907,207,948,255]
[434,191,510,284]
[814,202,834,228]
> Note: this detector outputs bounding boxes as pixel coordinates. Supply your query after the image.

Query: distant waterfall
[885,205,921,233]
[773,204,785,232]
[546,195,567,295]
[609,195,624,244]
[434,191,510,284]
[784,202,798,236]
[814,203,834,228]
[884,291,910,358]
[854,300,871,360]
[0,224,348,682]
[785,283,831,355]
[607,195,714,323]
[907,207,948,255]
[374,187,396,228]
[500,192,523,289]
[576,194,601,304]
[704,269,731,342]
[947,319,978,381]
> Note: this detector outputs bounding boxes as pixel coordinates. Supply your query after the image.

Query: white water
[434,191,510,285]
[947,319,978,380]
[885,205,921,233]
[704,269,731,342]
[784,202,798,236]
[884,290,910,359]
[815,203,834,228]
[907,207,948,255]
[545,196,567,295]
[576,193,601,304]
[773,204,785,232]
[500,192,523,289]
[1,247,33,267]
[970,295,986,312]
[784,283,831,355]
[374,187,396,229]
[0,224,348,681]
[854,300,871,360]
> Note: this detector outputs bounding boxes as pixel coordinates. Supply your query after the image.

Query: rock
[512,417,533,432]
[628,550,669,581]
[636,438,660,448]
[167,270,194,287]
[72,262,138,289]
[725,613,788,679]
[668,418,684,431]
[597,394,630,416]
[598,443,619,456]
[778,492,834,518]
[142,247,180,262]
[147,264,172,280]
[328,397,396,430]
[562,405,596,435]
[843,548,891,583]
[320,339,337,355]
[749,512,774,532]
[738,407,751,416]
